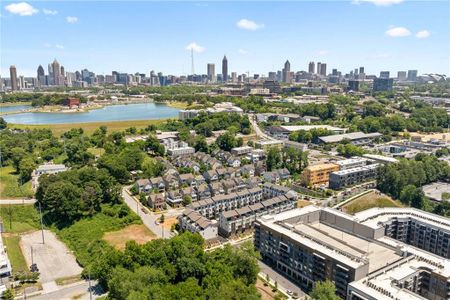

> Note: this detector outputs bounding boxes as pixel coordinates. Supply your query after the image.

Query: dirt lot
[256,278,278,300]
[342,191,403,214]
[20,230,82,283]
[409,132,450,143]
[103,224,156,250]
[297,199,312,208]
[161,216,178,230]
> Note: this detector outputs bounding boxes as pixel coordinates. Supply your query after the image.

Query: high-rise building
[268,72,277,80]
[308,61,315,73]
[373,78,393,92]
[231,72,237,83]
[320,63,327,76]
[60,66,65,76]
[397,71,407,81]
[359,67,365,74]
[222,55,228,82]
[37,65,45,86]
[282,60,291,83]
[207,63,215,82]
[407,70,418,81]
[316,62,321,74]
[379,71,390,79]
[348,80,360,91]
[51,59,61,86]
[9,65,18,91]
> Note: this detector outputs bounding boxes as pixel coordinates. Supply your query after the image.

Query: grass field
[103,224,156,250]
[0,166,34,199]
[87,147,105,157]
[0,204,40,234]
[3,235,28,273]
[0,102,31,107]
[7,118,171,136]
[342,191,403,214]
[297,199,312,208]
[55,204,141,266]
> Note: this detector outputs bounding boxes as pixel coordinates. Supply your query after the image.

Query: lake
[0,104,32,114]
[2,103,180,125]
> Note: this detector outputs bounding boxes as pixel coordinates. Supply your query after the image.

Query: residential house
[150,177,166,193]
[227,157,241,168]
[178,173,196,187]
[163,174,180,190]
[203,170,218,183]
[148,193,165,210]
[135,179,152,193]
[241,165,255,178]
[195,183,211,200]
[166,190,183,207]
[178,209,218,240]
[209,181,225,196]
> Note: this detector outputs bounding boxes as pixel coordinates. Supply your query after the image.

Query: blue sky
[1,0,449,77]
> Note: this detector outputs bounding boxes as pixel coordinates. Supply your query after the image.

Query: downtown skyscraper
[222,55,228,82]
[9,65,18,91]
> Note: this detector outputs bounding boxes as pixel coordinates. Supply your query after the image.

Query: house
[277,168,291,180]
[32,163,68,190]
[241,165,255,177]
[178,173,196,187]
[196,183,211,200]
[203,170,218,183]
[135,179,152,193]
[163,174,180,190]
[150,177,166,192]
[263,171,280,184]
[63,97,80,108]
[227,157,241,168]
[148,193,165,210]
[209,181,225,196]
[166,190,183,207]
[215,168,228,180]
[181,187,197,200]
[222,179,239,194]
[195,175,206,186]
[231,146,253,156]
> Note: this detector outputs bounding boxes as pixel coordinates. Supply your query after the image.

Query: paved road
[0,198,36,204]
[248,114,277,141]
[121,188,173,239]
[28,280,104,300]
[258,261,306,299]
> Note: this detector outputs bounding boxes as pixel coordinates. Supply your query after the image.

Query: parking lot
[20,230,82,283]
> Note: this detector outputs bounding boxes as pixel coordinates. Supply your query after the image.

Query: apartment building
[254,207,450,300]
[178,209,218,240]
[334,157,368,170]
[329,164,379,190]
[219,195,295,237]
[263,182,297,200]
[301,163,340,187]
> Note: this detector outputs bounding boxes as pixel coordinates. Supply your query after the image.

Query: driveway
[0,198,36,205]
[258,261,305,299]
[121,188,174,239]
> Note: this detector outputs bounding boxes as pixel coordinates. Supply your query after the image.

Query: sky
[1,0,449,77]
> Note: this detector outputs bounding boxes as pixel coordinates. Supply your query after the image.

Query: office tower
[282,60,291,83]
[359,67,364,74]
[207,63,215,82]
[51,59,61,86]
[320,63,327,76]
[397,71,407,81]
[231,72,237,82]
[373,78,393,92]
[9,65,18,91]
[407,70,418,81]
[316,62,321,74]
[268,72,276,80]
[222,55,228,82]
[60,66,65,76]
[37,65,45,86]
[308,61,315,73]
[354,68,359,75]
[332,69,338,76]
[348,80,359,91]
[18,76,25,89]
[379,71,390,79]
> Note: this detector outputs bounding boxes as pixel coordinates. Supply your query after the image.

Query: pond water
[0,105,32,114]
[2,103,180,124]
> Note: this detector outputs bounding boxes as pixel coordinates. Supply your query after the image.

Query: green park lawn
[3,235,28,273]
[0,204,40,234]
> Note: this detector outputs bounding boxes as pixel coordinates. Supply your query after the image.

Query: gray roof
[319,132,382,144]
[222,210,239,219]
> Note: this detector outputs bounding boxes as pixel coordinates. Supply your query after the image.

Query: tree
[142,157,165,178]
[19,156,36,181]
[10,147,26,172]
[216,132,237,151]
[160,214,165,223]
[266,147,282,171]
[40,181,82,224]
[182,195,192,206]
[194,136,208,152]
[3,289,14,300]
[0,117,7,130]
[310,280,340,300]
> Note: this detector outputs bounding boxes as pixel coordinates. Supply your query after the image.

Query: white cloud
[66,16,78,23]
[352,0,403,6]
[385,26,411,37]
[318,50,328,56]
[238,49,249,55]
[55,44,64,49]
[43,8,58,15]
[236,19,264,31]
[416,30,431,39]
[4,2,38,16]
[185,42,205,53]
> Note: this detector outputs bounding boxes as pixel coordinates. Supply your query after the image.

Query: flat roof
[331,164,379,176]
[305,163,339,172]
[422,182,450,202]
[279,125,346,132]
[319,132,382,143]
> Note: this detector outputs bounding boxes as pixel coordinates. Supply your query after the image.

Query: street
[0,198,36,205]
[258,261,306,299]
[27,280,104,300]
[121,188,174,239]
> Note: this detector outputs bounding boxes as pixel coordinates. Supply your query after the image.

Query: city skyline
[1,1,449,77]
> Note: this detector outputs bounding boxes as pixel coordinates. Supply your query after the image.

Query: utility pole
[38,202,45,244]
[31,246,34,265]
[88,271,93,300]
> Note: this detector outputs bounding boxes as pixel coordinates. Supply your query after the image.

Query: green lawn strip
[0,204,40,234]
[3,235,28,273]
[344,197,402,214]
[0,166,34,199]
